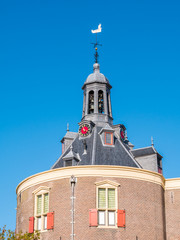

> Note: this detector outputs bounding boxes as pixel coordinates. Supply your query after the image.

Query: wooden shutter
[117,210,125,227]
[29,217,34,233]
[47,212,54,230]
[89,209,98,227]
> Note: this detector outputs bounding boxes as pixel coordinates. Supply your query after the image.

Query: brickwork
[165,189,180,240]
[16,174,166,240]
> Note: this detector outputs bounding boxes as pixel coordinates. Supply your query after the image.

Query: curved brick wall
[16,166,166,240]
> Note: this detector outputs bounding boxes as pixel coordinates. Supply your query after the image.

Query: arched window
[98,90,104,113]
[88,91,94,114]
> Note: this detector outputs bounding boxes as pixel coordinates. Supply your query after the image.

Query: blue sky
[0,0,180,230]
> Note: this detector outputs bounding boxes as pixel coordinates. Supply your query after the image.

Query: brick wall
[165,188,180,240]
[16,176,166,240]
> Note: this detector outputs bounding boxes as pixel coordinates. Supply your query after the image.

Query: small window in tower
[88,91,94,114]
[65,160,72,167]
[105,132,113,145]
[98,90,104,113]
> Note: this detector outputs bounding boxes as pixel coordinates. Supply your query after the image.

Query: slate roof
[82,63,111,88]
[131,146,162,159]
[61,131,78,142]
[52,126,141,169]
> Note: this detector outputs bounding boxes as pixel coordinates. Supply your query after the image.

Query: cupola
[81,63,113,126]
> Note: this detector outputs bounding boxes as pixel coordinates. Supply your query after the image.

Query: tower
[17,34,180,240]
[81,63,113,125]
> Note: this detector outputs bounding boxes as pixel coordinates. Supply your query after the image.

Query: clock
[120,129,125,140]
[79,124,91,137]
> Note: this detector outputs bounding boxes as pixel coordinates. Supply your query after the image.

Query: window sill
[97,226,118,229]
[103,144,115,148]
[35,230,48,233]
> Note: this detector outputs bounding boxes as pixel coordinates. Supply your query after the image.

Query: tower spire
[151,136,154,146]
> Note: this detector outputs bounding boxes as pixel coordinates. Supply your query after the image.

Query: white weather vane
[91,24,102,34]
[91,24,102,63]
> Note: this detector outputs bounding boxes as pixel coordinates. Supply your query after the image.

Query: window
[65,160,72,167]
[35,192,49,231]
[32,186,51,232]
[30,187,54,233]
[105,132,113,145]
[98,188,116,226]
[98,90,104,113]
[89,181,125,228]
[95,180,119,227]
[88,91,94,114]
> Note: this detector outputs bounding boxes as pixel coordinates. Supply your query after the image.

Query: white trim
[16,165,165,195]
[165,178,180,190]
[95,180,120,187]
[32,186,51,194]
[132,146,154,150]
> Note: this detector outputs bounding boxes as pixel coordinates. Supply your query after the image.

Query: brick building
[16,62,180,240]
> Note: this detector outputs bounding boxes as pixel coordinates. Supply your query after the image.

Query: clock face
[120,129,125,140]
[79,124,91,137]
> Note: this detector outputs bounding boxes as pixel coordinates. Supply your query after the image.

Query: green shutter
[44,193,49,213]
[108,189,115,209]
[98,188,106,208]
[37,195,42,215]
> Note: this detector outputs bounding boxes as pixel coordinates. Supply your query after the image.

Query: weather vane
[91,24,102,63]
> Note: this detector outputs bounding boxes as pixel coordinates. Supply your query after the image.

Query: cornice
[16,166,166,195]
[165,178,180,190]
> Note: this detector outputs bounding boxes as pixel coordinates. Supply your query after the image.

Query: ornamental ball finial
[93,63,100,72]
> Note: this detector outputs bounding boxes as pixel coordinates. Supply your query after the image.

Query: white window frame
[95,180,119,228]
[33,186,50,232]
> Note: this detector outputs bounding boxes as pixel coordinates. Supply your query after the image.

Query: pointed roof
[52,126,141,169]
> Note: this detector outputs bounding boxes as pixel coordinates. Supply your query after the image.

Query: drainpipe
[70,175,76,240]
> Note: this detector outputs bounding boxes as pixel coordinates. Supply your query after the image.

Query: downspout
[91,126,97,165]
[70,175,76,240]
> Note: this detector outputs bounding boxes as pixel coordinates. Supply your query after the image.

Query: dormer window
[105,132,113,145]
[99,126,115,147]
[65,160,72,167]
[62,146,81,167]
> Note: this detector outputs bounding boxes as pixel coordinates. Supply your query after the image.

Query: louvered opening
[98,188,106,208]
[37,195,42,215]
[44,193,49,213]
[108,189,115,209]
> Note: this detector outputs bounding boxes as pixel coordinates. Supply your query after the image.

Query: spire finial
[67,123,69,132]
[91,24,102,63]
[151,136,154,146]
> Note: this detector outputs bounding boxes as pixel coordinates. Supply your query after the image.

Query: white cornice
[16,165,167,195]
[165,178,180,190]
